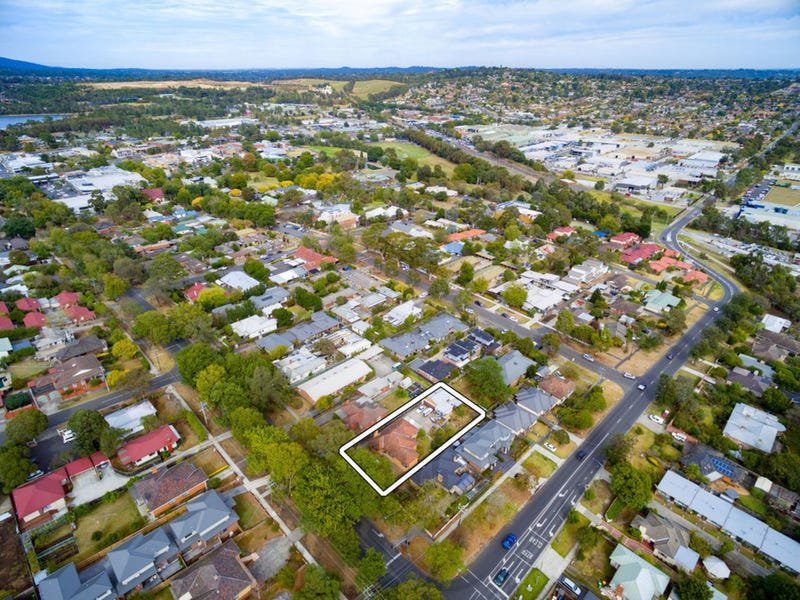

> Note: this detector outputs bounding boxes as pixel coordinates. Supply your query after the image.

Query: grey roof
[761,529,800,573]
[727,368,772,397]
[516,386,559,416]
[380,332,428,359]
[444,338,477,360]
[255,332,294,353]
[411,446,473,493]
[38,563,114,600]
[721,507,768,548]
[380,314,467,360]
[680,443,748,484]
[53,334,106,362]
[494,401,537,434]
[250,286,290,310]
[282,310,339,343]
[108,527,176,594]
[674,545,700,572]
[723,402,785,453]
[657,469,700,507]
[417,359,456,381]
[690,488,733,523]
[632,512,690,560]
[420,314,468,339]
[457,420,513,471]
[167,490,239,551]
[497,350,535,385]
[469,328,495,346]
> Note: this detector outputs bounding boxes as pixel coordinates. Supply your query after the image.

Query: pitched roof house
[497,350,535,386]
[169,540,257,600]
[607,543,670,600]
[538,375,576,401]
[338,402,388,432]
[295,246,337,272]
[37,563,115,600]
[55,291,80,308]
[16,297,40,312]
[184,282,207,303]
[371,418,419,468]
[457,420,514,472]
[23,311,47,328]
[131,462,208,517]
[167,490,240,552]
[65,306,96,323]
[117,424,181,466]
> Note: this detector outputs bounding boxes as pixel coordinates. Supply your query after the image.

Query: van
[561,577,581,595]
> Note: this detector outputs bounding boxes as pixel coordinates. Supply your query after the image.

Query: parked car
[465,308,475,314]
[561,577,582,595]
[493,569,509,585]
[672,432,687,442]
[501,312,510,318]
[623,372,636,380]
[582,353,595,362]
[637,383,647,391]
[474,300,482,306]
[60,429,75,443]
[26,469,44,481]
[649,414,665,425]
[576,450,587,461]
[501,533,517,550]
[544,442,557,452]
[508,315,518,322]
[713,306,720,312]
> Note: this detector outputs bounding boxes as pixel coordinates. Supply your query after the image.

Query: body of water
[0,114,66,130]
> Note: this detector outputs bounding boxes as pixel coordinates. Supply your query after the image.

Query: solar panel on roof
[712,458,734,478]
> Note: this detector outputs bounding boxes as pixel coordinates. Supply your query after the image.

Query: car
[474,300,482,306]
[508,315,518,322]
[493,569,509,585]
[501,312,509,318]
[713,306,720,312]
[26,469,44,481]
[667,353,675,360]
[61,429,75,443]
[649,414,665,425]
[561,577,582,595]
[501,533,517,549]
[637,383,646,391]
[582,353,595,362]
[576,450,587,461]
[465,308,475,314]
[672,432,687,442]
[623,372,636,380]
[544,442,557,452]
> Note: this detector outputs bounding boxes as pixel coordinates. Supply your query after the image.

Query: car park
[623,372,636,380]
[582,353,594,362]
[501,533,517,549]
[493,569,509,585]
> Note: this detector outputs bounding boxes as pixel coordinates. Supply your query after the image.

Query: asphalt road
[362,204,738,599]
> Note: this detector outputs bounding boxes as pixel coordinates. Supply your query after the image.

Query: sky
[0,0,798,70]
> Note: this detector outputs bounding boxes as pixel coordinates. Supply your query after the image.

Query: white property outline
[339,381,487,496]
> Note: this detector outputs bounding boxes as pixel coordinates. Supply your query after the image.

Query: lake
[0,114,66,130]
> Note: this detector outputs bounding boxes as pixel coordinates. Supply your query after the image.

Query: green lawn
[352,79,404,99]
[552,513,590,557]
[523,451,557,479]
[513,568,549,599]
[571,537,615,591]
[233,493,267,529]
[9,359,49,381]
[370,141,457,175]
[582,480,613,516]
[736,494,770,518]
[73,493,143,563]
[605,497,624,521]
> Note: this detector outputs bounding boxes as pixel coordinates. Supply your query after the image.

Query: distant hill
[546,67,800,79]
[0,56,437,81]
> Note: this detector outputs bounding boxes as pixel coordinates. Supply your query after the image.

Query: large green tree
[464,358,510,406]
[610,463,652,510]
[503,284,527,308]
[5,410,48,445]
[424,540,464,582]
[296,565,340,600]
[0,443,34,493]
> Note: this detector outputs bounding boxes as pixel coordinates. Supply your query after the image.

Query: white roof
[761,314,791,333]
[231,315,277,338]
[702,556,731,579]
[424,386,462,415]
[723,403,786,453]
[297,358,372,402]
[384,300,421,326]
[760,528,800,573]
[104,401,157,436]
[218,271,261,291]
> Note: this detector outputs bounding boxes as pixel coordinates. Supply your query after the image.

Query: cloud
[0,0,797,69]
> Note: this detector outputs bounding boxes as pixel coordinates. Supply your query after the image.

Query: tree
[747,572,800,600]
[68,409,114,456]
[541,332,561,356]
[169,302,214,341]
[146,253,186,293]
[556,309,575,334]
[293,287,323,312]
[674,572,713,600]
[5,410,48,445]
[425,540,464,582]
[605,433,633,467]
[551,429,570,445]
[0,444,34,493]
[295,565,340,600]
[132,310,176,345]
[356,548,387,591]
[111,338,139,360]
[503,284,527,308]
[3,216,35,239]
[663,307,686,335]
[103,274,128,299]
[430,277,450,299]
[455,261,474,286]
[248,365,291,411]
[271,307,294,328]
[229,407,268,443]
[176,343,218,385]
[610,463,652,510]
[464,358,510,406]
[382,578,443,600]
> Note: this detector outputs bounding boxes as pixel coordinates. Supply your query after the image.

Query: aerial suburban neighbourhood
[0,4,799,600]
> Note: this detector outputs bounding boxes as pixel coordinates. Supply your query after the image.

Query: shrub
[183,410,208,442]
[91,530,103,541]
[106,532,120,544]
[209,477,221,489]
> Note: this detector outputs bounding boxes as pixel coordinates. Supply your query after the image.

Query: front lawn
[513,568,549,599]
[523,451,557,478]
[570,536,615,591]
[582,479,613,516]
[233,492,267,529]
[191,447,227,477]
[551,512,590,557]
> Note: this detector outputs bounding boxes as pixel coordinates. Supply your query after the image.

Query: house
[547,226,576,241]
[723,403,785,453]
[167,490,240,555]
[169,540,257,600]
[538,375,576,401]
[0,316,14,331]
[295,246,337,272]
[415,359,456,382]
[622,243,662,265]
[443,338,479,367]
[497,350,535,386]
[275,347,327,384]
[65,306,96,323]
[184,282,207,303]
[297,358,372,403]
[384,300,422,327]
[761,314,791,334]
[680,443,748,485]
[16,297,40,312]
[217,271,261,292]
[423,386,462,416]
[104,400,158,438]
[11,468,69,528]
[411,446,476,494]
[22,310,47,329]
[251,286,291,315]
[609,232,642,249]
[131,462,208,517]
[231,315,277,339]
[55,290,80,308]
[53,334,107,362]
[457,420,514,472]
[37,563,115,600]
[371,417,419,468]
[516,386,560,416]
[142,187,166,202]
[565,259,609,284]
[703,556,731,580]
[632,512,697,571]
[607,543,670,600]
[0,337,11,359]
[108,526,180,596]
[338,402,388,432]
[447,228,486,242]
[494,401,538,435]
[357,372,404,400]
[643,289,681,314]
[117,424,181,466]
[30,354,106,399]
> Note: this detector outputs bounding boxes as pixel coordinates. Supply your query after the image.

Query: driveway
[68,467,130,506]
[248,529,301,582]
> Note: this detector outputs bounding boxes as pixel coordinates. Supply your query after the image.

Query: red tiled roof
[184,282,207,302]
[621,243,662,265]
[23,312,46,328]
[65,456,93,478]
[547,226,576,241]
[0,302,8,315]
[447,228,486,242]
[682,270,709,284]
[65,306,96,322]
[372,418,419,468]
[295,246,336,271]
[539,375,576,400]
[340,403,388,432]
[11,468,67,519]
[15,298,40,312]
[118,424,180,466]
[55,291,80,307]
[90,451,109,467]
[142,188,165,201]
[0,317,14,331]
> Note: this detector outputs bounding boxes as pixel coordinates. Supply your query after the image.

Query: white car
[582,354,595,362]
[637,383,646,391]
[623,372,636,380]
[712,307,720,312]
[672,432,687,442]
[544,442,558,452]
[649,414,665,425]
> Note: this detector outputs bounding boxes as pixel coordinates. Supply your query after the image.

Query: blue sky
[0,0,798,70]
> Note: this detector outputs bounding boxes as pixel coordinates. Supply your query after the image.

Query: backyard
[0,520,33,595]
[72,492,143,564]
